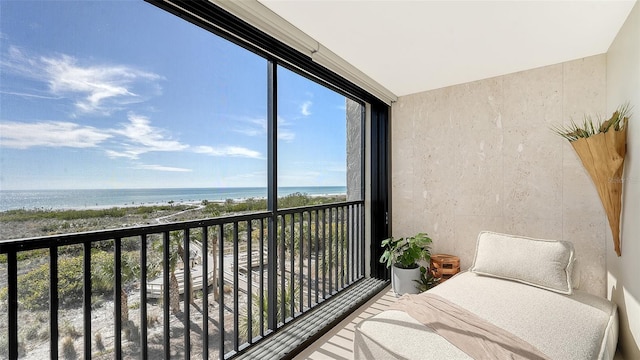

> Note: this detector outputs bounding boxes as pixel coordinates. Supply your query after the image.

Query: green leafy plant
[415,266,440,292]
[380,233,432,269]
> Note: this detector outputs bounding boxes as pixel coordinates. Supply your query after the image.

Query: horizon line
[0,185,348,192]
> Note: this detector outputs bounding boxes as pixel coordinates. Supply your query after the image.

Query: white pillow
[469,231,575,294]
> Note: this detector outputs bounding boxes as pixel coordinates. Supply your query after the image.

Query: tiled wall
[391,55,608,296]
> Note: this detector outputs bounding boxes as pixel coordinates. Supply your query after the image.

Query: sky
[0,0,352,191]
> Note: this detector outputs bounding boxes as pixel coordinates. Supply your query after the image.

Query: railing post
[7,247,18,359]
[49,245,59,358]
[83,242,92,358]
[114,237,122,359]
[163,231,171,359]
[232,222,239,351]
[183,228,191,359]
[217,225,225,360]
[259,219,265,338]
[267,58,278,331]
[140,234,148,360]
[279,216,286,322]
[246,220,253,343]
[201,226,209,358]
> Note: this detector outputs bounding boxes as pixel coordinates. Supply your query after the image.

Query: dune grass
[551,102,631,142]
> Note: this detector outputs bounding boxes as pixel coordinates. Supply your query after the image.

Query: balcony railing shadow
[293,286,395,360]
[0,201,365,359]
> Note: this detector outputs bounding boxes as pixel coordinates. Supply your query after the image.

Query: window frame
[145,0,389,280]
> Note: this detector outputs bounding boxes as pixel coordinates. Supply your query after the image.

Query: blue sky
[0,1,350,190]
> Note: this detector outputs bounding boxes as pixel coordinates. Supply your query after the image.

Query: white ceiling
[258,0,637,97]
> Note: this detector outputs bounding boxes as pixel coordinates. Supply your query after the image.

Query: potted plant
[551,103,631,256]
[415,266,440,293]
[380,233,433,295]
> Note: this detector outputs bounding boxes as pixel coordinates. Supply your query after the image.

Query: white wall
[606,2,640,358]
[391,55,609,297]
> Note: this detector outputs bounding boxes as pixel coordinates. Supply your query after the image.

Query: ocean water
[0,186,347,212]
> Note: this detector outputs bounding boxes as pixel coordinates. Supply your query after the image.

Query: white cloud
[278,129,296,142]
[300,101,312,116]
[2,46,162,115]
[134,164,192,172]
[194,145,262,159]
[43,55,162,115]
[233,117,265,137]
[108,113,189,159]
[277,117,295,141]
[0,113,192,160]
[0,90,62,100]
[0,121,111,149]
[105,149,136,159]
[232,116,295,142]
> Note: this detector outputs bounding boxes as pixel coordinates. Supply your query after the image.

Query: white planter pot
[391,265,421,296]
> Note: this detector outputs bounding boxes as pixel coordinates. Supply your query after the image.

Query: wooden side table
[430,254,460,282]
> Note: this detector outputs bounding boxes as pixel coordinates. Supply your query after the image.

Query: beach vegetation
[0,248,145,311]
[239,283,299,341]
[0,248,49,264]
[61,335,76,359]
[61,320,80,338]
[204,197,266,215]
[0,334,7,356]
[123,320,141,345]
[202,193,346,217]
[95,332,105,352]
[20,324,39,341]
[147,312,160,327]
[0,205,192,222]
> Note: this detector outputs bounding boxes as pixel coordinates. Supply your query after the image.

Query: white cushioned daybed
[355,231,618,360]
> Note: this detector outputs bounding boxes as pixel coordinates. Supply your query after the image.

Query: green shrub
[129,301,140,310]
[0,257,82,310]
[0,249,143,311]
[91,250,141,294]
[278,192,309,209]
[0,205,192,223]
[135,207,154,215]
[2,250,41,264]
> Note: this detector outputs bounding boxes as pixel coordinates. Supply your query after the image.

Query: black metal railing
[0,200,365,359]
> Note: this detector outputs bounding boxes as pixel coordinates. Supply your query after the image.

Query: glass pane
[0,1,268,241]
[276,66,363,208]
[1,2,267,359]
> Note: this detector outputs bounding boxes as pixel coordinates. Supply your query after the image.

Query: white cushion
[469,231,574,294]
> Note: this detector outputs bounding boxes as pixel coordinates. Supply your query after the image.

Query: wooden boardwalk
[146,243,215,298]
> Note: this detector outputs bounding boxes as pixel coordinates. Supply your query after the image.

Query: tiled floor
[293,286,395,360]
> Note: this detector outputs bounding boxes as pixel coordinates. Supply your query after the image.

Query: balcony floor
[294,285,625,360]
[294,285,395,360]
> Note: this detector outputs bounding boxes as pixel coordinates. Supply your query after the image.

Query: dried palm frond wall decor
[552,103,631,256]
